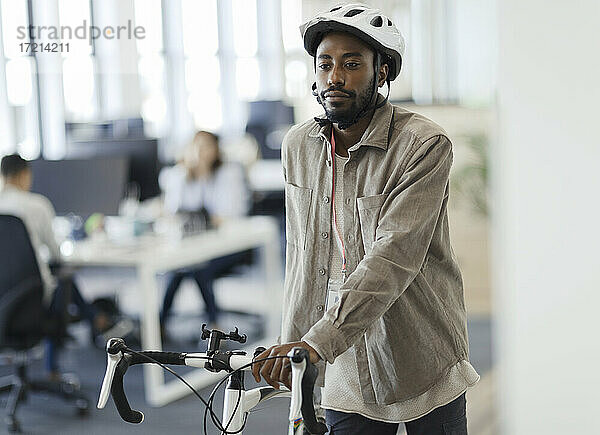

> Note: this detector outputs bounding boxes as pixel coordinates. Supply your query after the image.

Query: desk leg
[263,221,283,339]
[138,264,164,406]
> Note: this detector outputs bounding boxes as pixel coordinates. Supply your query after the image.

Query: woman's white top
[159,163,250,217]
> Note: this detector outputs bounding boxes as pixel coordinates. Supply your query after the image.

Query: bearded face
[320,74,375,125]
[314,32,380,127]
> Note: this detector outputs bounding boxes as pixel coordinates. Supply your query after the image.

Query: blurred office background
[0,0,598,434]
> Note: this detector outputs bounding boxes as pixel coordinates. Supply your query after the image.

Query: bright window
[0,0,40,158]
[62,56,96,119]
[58,0,93,56]
[182,0,219,57]
[285,60,308,99]
[58,0,97,121]
[1,0,29,59]
[5,57,33,106]
[281,0,302,53]
[181,0,221,130]
[133,0,163,56]
[232,0,257,57]
[236,57,260,100]
[185,57,220,93]
[134,0,167,137]
[138,54,166,126]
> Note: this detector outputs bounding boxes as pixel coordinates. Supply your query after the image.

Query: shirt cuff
[301,317,350,364]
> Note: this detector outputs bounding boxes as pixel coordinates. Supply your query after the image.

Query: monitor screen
[30,157,129,217]
[246,100,295,160]
[65,138,161,201]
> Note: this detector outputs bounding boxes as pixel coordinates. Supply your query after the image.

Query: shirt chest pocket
[285,183,313,249]
[357,193,388,255]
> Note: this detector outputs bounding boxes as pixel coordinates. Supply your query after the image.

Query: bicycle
[97,325,328,435]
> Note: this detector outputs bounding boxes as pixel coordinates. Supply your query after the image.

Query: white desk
[62,216,283,406]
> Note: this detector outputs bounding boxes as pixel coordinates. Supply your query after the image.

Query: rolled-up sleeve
[302,135,453,363]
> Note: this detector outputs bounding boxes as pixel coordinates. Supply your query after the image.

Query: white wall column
[0,16,15,155]
[161,0,193,158]
[32,0,66,159]
[257,0,283,100]
[410,0,433,104]
[453,0,496,106]
[217,0,244,137]
[93,0,141,119]
[494,1,600,433]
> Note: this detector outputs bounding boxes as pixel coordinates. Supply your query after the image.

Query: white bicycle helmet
[300,3,405,80]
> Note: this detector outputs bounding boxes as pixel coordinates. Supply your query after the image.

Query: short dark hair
[1,153,30,178]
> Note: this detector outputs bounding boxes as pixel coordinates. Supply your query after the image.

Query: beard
[319,75,375,126]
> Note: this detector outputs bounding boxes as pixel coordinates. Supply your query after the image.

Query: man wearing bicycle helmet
[253,4,479,434]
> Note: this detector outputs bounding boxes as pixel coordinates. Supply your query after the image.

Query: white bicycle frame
[97,339,320,435]
[188,352,302,434]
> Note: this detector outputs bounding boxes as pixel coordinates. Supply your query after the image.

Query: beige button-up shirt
[281,97,478,405]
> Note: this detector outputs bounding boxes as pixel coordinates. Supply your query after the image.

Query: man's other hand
[251,341,320,390]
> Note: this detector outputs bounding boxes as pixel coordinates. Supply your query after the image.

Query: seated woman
[159,131,250,328]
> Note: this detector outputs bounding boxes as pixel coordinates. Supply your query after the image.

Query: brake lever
[288,348,328,435]
[97,338,126,409]
[288,348,305,422]
[98,338,187,424]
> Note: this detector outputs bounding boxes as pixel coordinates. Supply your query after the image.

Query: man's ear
[378,63,389,87]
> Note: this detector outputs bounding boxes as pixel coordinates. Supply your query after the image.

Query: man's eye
[318,64,331,70]
[346,62,359,68]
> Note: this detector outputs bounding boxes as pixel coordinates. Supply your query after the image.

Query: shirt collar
[307,94,394,152]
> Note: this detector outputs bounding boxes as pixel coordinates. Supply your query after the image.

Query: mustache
[320,86,356,99]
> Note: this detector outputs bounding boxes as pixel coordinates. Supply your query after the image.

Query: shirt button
[323,196,330,204]
[319,268,326,276]
[348,235,353,242]
[345,198,352,205]
[321,231,328,239]
[317,305,324,312]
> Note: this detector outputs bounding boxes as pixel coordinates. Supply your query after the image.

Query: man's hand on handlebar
[252,341,321,390]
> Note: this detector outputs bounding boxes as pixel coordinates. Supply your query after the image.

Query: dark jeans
[160,252,249,325]
[45,278,97,372]
[325,393,467,435]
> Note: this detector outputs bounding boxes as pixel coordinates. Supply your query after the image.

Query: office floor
[0,265,495,434]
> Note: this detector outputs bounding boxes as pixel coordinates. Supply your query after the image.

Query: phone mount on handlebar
[200,324,248,373]
[201,324,247,354]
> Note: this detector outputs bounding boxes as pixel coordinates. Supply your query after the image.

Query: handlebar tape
[111,355,144,424]
[131,351,186,366]
[110,351,186,424]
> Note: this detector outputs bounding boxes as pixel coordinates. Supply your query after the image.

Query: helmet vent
[344,9,364,17]
[329,6,342,12]
[370,16,383,27]
[387,18,393,26]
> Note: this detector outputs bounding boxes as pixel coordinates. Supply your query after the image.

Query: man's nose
[327,64,345,87]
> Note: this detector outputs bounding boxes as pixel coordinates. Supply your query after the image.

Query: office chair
[0,215,89,432]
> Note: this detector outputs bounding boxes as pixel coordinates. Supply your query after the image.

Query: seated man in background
[0,153,117,377]
[159,131,250,331]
